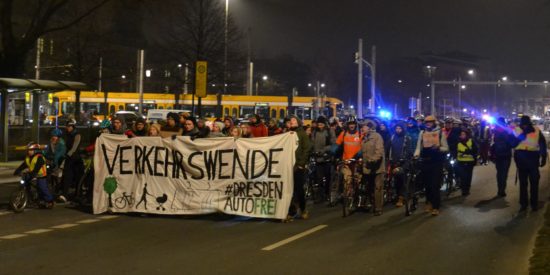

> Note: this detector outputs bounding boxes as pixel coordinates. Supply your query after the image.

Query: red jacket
[250,123,268,137]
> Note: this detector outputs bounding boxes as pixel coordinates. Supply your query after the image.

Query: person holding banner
[286,115,312,222]
[181,117,200,139]
[161,113,183,138]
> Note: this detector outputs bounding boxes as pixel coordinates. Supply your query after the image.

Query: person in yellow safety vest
[512,115,547,212]
[457,129,478,196]
[13,142,54,208]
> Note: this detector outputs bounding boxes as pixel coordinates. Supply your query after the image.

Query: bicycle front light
[450,160,455,165]
[20,179,25,184]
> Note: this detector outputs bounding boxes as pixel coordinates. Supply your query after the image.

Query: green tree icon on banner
[103,177,118,208]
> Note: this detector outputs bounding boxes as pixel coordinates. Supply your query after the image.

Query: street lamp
[262,75,268,81]
[397,79,403,84]
[223,0,229,94]
[320,83,326,88]
[307,83,312,87]
[468,69,475,76]
[145,69,152,78]
[461,85,466,90]
[502,76,508,81]
[121,75,126,79]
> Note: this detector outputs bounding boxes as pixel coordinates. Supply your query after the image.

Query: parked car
[146,109,191,124]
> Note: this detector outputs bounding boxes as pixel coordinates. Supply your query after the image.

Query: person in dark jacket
[286,115,312,221]
[62,119,83,201]
[161,112,183,138]
[110,117,126,135]
[490,117,516,197]
[406,117,421,156]
[196,118,210,138]
[126,117,148,137]
[181,117,200,139]
[310,116,335,200]
[377,121,392,158]
[388,123,412,207]
[268,119,283,136]
[222,117,234,136]
[456,129,478,196]
[513,115,547,211]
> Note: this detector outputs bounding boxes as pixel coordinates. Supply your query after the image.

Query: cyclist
[63,119,84,202]
[286,115,312,221]
[388,122,413,207]
[43,128,66,170]
[361,120,385,216]
[13,142,54,208]
[311,116,335,201]
[456,129,478,196]
[332,117,362,205]
[414,115,449,216]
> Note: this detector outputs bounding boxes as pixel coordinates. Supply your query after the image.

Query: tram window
[279,109,285,119]
[271,109,276,119]
[232,108,238,117]
[240,106,254,118]
[255,106,269,119]
[61,102,75,115]
[202,106,217,118]
[109,105,115,115]
[118,105,124,110]
[224,108,229,117]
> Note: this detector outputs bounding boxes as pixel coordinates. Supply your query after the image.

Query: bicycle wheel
[342,183,355,217]
[114,196,126,209]
[9,188,28,213]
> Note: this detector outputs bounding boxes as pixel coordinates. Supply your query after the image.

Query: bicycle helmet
[66,119,77,127]
[51,128,63,137]
[346,116,358,125]
[99,119,111,129]
[26,142,41,151]
[415,115,425,121]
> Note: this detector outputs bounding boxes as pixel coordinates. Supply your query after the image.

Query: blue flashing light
[482,114,495,124]
[379,110,392,119]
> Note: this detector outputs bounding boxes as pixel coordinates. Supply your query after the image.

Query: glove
[540,157,546,167]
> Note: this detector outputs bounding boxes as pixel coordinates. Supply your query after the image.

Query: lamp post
[224,0,229,94]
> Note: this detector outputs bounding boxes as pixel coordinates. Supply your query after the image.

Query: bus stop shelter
[0,78,91,162]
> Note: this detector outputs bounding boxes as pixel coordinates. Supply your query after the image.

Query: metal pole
[224,0,229,94]
[98,56,103,92]
[458,77,462,115]
[371,45,376,115]
[35,38,42,79]
[430,79,435,115]
[246,28,252,95]
[248,62,254,96]
[184,63,189,94]
[137,50,144,114]
[1,89,9,161]
[357,39,363,118]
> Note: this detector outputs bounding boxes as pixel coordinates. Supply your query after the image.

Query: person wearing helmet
[415,115,425,131]
[63,119,83,201]
[99,119,112,134]
[332,117,363,205]
[13,142,54,208]
[414,115,449,216]
[44,128,66,170]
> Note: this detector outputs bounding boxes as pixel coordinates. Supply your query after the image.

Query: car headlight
[93,122,99,126]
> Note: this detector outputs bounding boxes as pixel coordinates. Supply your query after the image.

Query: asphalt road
[0,164,548,275]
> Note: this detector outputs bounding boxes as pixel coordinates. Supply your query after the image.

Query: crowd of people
[14,110,548,222]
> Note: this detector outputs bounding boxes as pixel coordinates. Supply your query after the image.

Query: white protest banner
[93,132,297,220]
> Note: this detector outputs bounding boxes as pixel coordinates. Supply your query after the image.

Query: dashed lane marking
[25,229,53,234]
[261,225,328,251]
[50,223,79,229]
[77,219,101,224]
[0,234,27,240]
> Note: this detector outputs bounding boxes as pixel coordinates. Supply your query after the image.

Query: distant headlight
[93,122,99,126]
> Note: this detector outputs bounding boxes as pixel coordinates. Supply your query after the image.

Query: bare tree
[0,0,110,77]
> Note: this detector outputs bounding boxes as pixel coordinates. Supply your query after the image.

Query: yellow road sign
[195,61,207,98]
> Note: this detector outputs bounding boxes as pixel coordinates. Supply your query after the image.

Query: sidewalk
[530,194,550,274]
[0,162,20,184]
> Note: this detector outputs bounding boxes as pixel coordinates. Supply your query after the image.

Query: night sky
[233,0,550,80]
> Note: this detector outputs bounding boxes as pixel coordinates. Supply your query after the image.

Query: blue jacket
[44,139,67,168]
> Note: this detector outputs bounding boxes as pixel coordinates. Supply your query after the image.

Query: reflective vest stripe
[515,127,540,151]
[457,139,475,162]
[25,155,47,177]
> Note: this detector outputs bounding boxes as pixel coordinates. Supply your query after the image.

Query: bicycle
[404,158,424,216]
[443,153,460,197]
[340,158,364,217]
[74,150,94,207]
[304,152,331,203]
[9,171,49,213]
[114,192,135,209]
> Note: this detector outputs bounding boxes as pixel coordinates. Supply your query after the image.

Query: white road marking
[50,223,79,229]
[25,229,53,234]
[261,225,328,251]
[0,234,27,240]
[77,219,101,224]
[97,215,120,220]
[0,211,11,216]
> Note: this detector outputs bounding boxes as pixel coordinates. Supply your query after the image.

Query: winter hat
[167,112,179,122]
[316,116,327,125]
[214,121,224,131]
[519,115,532,126]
